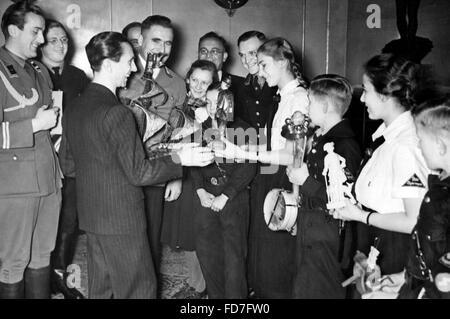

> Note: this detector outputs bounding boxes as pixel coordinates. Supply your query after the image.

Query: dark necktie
[52,67,62,90]
[354,135,386,182]
[252,74,265,90]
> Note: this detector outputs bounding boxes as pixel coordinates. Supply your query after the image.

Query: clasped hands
[197,188,229,212]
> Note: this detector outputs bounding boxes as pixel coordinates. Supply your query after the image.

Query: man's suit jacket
[118,57,186,121]
[59,83,183,235]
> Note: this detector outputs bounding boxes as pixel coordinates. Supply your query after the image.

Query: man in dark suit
[198,32,243,98]
[59,31,213,298]
[118,16,187,280]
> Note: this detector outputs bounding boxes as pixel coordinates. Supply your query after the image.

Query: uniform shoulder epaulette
[0,59,18,78]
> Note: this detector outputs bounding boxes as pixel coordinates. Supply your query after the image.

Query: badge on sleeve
[402,173,425,188]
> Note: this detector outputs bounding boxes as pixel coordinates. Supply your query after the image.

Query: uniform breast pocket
[0,150,40,196]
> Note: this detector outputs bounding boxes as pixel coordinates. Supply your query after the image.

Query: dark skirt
[356,222,411,275]
[161,174,197,251]
[247,164,296,298]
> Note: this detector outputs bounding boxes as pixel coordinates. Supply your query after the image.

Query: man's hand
[165,179,182,202]
[197,188,215,208]
[214,138,246,160]
[286,164,309,186]
[211,194,229,212]
[32,105,59,132]
[176,143,214,167]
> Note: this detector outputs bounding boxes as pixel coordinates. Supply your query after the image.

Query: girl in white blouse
[216,37,309,298]
[332,54,430,279]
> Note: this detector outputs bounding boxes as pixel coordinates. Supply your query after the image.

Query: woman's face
[360,74,386,121]
[187,68,213,99]
[41,26,68,64]
[206,89,219,117]
[257,53,283,88]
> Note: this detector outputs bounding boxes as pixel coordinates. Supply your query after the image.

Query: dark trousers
[293,209,347,299]
[86,231,156,299]
[51,177,79,270]
[195,192,249,299]
[143,186,165,275]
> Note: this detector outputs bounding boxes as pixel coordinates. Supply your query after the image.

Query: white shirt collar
[217,70,223,81]
[372,111,414,142]
[278,79,299,97]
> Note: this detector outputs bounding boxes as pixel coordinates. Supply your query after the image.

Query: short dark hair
[85,31,129,72]
[363,54,419,110]
[43,19,67,41]
[237,30,266,46]
[141,15,172,35]
[199,31,227,52]
[1,0,45,39]
[186,59,219,85]
[310,74,353,116]
[122,21,141,37]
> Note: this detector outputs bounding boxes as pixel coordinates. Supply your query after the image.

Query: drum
[263,188,298,236]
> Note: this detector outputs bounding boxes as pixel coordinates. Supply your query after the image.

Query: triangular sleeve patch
[402,173,425,188]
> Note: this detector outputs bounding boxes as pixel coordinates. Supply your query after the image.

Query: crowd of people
[0,0,449,299]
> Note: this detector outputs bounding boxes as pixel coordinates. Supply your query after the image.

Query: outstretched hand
[213,137,246,160]
[176,143,214,167]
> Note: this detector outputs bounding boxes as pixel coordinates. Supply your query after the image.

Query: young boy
[364,96,450,299]
[286,74,362,298]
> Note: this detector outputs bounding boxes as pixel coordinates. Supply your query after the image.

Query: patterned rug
[51,234,202,299]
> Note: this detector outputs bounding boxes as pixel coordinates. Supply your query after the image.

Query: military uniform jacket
[118,57,186,121]
[59,83,183,235]
[235,73,277,132]
[0,46,61,198]
[405,174,450,298]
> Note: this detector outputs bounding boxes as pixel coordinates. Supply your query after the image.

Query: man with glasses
[39,18,89,299]
[197,32,242,99]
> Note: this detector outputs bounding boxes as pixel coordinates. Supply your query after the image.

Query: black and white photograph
[0,0,449,308]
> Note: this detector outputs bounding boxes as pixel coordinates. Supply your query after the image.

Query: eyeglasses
[47,37,69,46]
[199,48,223,57]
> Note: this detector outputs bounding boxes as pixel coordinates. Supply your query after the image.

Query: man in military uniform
[0,1,61,299]
[118,15,186,284]
[234,31,277,139]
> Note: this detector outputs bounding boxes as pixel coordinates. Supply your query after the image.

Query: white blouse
[355,111,430,214]
[267,79,309,151]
